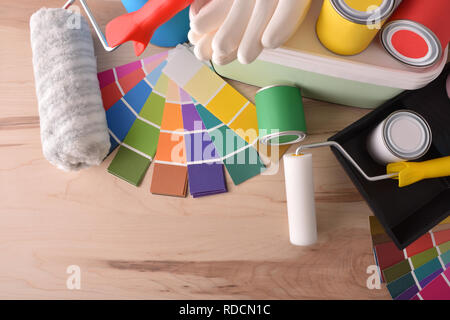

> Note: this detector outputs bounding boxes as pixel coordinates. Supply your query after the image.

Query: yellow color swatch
[206,84,249,125]
[228,104,259,144]
[154,73,169,94]
[184,66,224,105]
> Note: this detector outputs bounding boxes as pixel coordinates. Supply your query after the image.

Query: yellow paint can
[316,0,396,55]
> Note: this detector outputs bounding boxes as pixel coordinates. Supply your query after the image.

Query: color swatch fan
[97,51,168,156]
[97,47,275,198]
[369,216,450,300]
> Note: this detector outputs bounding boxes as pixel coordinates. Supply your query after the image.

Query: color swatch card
[196,104,266,185]
[180,90,227,197]
[98,51,168,88]
[107,62,168,186]
[412,268,450,300]
[387,250,450,300]
[98,51,168,111]
[163,46,266,185]
[163,46,259,145]
[369,216,450,300]
[105,60,166,152]
[100,54,168,153]
[382,241,450,284]
[162,47,288,163]
[370,216,450,276]
[98,48,283,197]
[150,79,188,197]
[369,215,394,246]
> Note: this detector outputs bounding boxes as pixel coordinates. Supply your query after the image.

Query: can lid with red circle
[381,20,442,67]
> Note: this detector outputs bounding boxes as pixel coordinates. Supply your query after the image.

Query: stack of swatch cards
[97,46,273,198]
[369,216,450,300]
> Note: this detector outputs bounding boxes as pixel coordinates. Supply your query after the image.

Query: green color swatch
[197,104,265,185]
[383,241,450,284]
[123,119,160,156]
[384,260,411,284]
[411,247,439,269]
[108,147,151,186]
[387,273,415,298]
[439,241,450,253]
[140,92,166,125]
[154,73,169,93]
[442,250,450,265]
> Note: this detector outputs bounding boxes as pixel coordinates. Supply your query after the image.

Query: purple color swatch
[181,92,227,198]
[179,87,191,102]
[180,103,204,131]
[395,285,419,300]
[187,163,227,198]
[143,50,168,65]
[184,132,220,162]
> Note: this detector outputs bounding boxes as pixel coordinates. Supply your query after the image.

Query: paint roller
[284,141,450,246]
[30,4,110,171]
[282,141,395,247]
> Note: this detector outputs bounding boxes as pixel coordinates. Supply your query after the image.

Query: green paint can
[255,85,307,145]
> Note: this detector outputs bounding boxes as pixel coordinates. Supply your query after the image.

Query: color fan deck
[97,47,276,197]
[369,216,450,300]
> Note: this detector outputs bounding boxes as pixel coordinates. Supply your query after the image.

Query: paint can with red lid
[381,0,450,67]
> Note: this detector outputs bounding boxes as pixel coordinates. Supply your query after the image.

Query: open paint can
[367,110,432,165]
[255,85,307,145]
[316,0,396,55]
[381,0,450,67]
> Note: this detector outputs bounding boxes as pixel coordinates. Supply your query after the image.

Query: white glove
[188,0,312,65]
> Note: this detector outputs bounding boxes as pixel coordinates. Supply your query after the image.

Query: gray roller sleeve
[30,8,110,171]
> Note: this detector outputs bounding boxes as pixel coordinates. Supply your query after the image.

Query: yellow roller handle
[387,156,450,187]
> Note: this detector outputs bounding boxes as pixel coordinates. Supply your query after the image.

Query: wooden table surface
[0,0,391,299]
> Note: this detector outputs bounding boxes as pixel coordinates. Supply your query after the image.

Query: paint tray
[329,63,450,249]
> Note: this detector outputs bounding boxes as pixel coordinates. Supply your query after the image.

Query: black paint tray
[329,63,450,249]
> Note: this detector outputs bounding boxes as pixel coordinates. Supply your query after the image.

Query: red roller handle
[106,0,194,56]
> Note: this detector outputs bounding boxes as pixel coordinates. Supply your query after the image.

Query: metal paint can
[381,0,450,67]
[316,0,396,55]
[255,85,307,146]
[366,110,432,165]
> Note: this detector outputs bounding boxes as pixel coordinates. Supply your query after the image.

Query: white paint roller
[30,7,110,171]
[283,153,318,246]
[283,139,405,246]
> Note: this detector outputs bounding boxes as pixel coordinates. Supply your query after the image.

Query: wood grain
[0,0,390,299]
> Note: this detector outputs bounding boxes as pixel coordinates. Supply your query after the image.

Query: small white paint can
[367,110,432,165]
